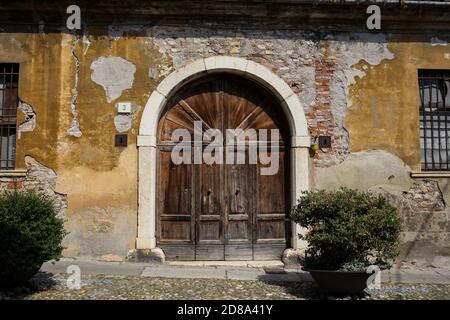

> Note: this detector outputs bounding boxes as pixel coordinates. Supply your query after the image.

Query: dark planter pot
[303,268,372,295]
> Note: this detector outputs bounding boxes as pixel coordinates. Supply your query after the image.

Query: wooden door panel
[226,160,254,244]
[196,161,225,259]
[196,245,225,261]
[161,245,195,261]
[226,218,250,241]
[199,164,221,215]
[253,244,286,260]
[256,218,286,241]
[196,163,223,245]
[160,219,192,242]
[158,150,193,244]
[228,167,251,214]
[255,150,289,245]
[258,157,285,214]
[225,244,252,261]
[198,221,221,242]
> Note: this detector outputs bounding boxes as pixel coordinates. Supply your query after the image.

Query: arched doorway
[137,56,310,262]
[157,74,291,260]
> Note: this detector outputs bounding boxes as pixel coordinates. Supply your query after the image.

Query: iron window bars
[419,69,450,171]
[0,63,19,170]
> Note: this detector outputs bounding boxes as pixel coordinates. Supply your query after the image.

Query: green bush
[291,188,402,271]
[0,191,66,289]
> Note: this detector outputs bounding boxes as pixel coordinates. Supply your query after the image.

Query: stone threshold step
[165,260,285,269]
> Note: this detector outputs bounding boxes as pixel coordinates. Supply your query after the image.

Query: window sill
[411,171,450,178]
[0,170,27,177]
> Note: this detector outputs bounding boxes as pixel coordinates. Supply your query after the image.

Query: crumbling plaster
[17,100,36,137]
[90,56,136,103]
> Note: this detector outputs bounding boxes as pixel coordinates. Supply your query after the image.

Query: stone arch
[136,56,310,259]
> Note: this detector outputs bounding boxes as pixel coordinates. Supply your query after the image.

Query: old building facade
[0,1,449,266]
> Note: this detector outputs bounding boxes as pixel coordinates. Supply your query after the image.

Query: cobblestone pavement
[0,273,449,300]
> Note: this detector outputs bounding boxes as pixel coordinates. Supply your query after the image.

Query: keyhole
[318,135,332,148]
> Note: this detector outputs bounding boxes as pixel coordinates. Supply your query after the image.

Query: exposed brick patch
[405,180,446,213]
[305,58,350,167]
[7,179,24,189]
[0,177,24,192]
[0,157,67,217]
[377,180,446,233]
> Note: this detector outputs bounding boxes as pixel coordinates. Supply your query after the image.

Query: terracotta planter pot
[303,268,373,295]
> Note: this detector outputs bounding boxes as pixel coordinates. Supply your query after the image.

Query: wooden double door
[157,75,291,260]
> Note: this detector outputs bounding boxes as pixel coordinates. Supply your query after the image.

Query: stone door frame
[137,56,310,259]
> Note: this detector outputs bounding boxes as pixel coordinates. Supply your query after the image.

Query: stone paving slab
[225,269,266,281]
[41,259,147,277]
[142,266,227,279]
[40,259,450,285]
[384,268,450,284]
[165,260,284,268]
[244,261,285,268]
[226,269,309,282]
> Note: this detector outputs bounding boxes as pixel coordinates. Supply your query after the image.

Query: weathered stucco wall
[0,26,448,266]
[0,31,170,261]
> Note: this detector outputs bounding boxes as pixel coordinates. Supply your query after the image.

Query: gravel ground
[1,272,449,300]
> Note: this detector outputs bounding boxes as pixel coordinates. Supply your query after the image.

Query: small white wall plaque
[117,102,132,114]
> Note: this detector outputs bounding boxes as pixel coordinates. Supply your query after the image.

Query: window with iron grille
[0,64,19,170]
[418,69,450,171]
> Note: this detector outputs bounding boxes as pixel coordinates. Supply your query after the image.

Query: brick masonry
[306,58,349,167]
[0,156,67,217]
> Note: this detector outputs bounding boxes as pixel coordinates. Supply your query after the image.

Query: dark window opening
[0,63,19,170]
[418,69,450,171]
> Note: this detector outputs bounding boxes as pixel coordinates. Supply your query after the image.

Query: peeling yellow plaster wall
[55,33,168,257]
[56,144,138,257]
[346,42,450,171]
[0,33,66,169]
[57,32,168,172]
[0,31,169,258]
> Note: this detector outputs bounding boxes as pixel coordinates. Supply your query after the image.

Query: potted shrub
[291,188,402,296]
[0,191,66,289]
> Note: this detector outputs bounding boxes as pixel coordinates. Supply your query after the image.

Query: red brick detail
[7,179,25,190]
[306,58,336,166]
